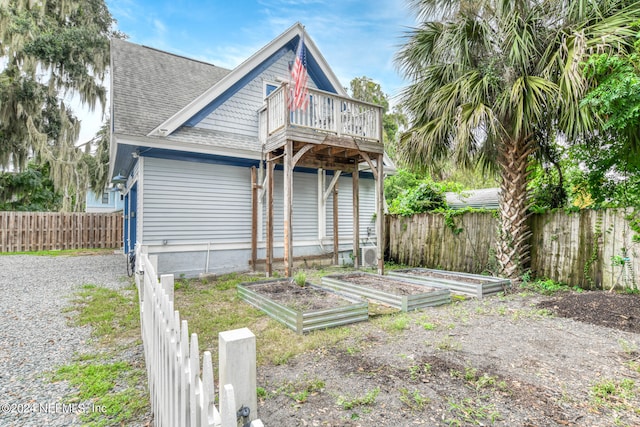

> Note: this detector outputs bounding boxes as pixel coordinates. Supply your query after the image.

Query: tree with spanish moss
[396,0,640,280]
[0,0,119,210]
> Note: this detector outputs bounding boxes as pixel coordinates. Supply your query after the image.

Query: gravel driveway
[0,253,130,427]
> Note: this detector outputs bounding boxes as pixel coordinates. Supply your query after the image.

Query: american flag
[289,34,309,111]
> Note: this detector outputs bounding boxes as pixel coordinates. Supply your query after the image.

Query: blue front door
[124,183,138,254]
[128,183,138,254]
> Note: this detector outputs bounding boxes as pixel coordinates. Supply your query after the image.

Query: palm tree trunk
[496,137,535,281]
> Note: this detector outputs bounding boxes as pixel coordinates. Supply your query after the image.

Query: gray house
[109,23,391,277]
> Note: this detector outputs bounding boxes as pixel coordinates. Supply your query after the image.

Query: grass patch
[50,362,147,426]
[519,277,582,295]
[336,387,380,410]
[65,284,140,344]
[173,272,354,367]
[0,248,116,257]
[53,283,149,426]
[279,376,326,404]
[450,366,508,392]
[399,387,429,411]
[371,311,411,333]
[446,397,501,426]
[590,378,637,411]
[435,336,462,352]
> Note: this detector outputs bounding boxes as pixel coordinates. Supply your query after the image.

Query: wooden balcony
[260,84,384,172]
[258,83,386,279]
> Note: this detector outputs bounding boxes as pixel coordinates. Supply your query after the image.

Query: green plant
[281,377,325,404]
[257,387,268,399]
[374,312,411,333]
[294,271,307,286]
[422,322,437,330]
[446,398,501,426]
[408,362,432,382]
[520,278,580,295]
[450,366,508,392]
[590,378,637,411]
[346,345,360,355]
[399,387,429,410]
[436,336,462,351]
[336,387,380,410]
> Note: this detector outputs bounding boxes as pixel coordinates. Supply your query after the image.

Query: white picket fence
[135,249,264,427]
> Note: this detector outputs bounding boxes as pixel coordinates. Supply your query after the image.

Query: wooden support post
[251,166,258,271]
[266,153,274,277]
[376,153,385,275]
[333,181,339,265]
[352,170,359,269]
[283,140,293,277]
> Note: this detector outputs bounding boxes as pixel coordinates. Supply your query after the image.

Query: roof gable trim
[148,22,346,137]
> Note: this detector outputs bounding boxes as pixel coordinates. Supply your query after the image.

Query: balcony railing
[260,84,383,145]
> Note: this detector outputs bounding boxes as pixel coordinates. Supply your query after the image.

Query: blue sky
[79,0,416,142]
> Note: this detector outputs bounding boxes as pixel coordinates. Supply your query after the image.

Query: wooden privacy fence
[387,211,499,274]
[0,211,122,252]
[136,250,264,427]
[387,208,639,290]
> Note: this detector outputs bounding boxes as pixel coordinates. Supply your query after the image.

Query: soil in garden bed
[252,280,355,312]
[338,274,439,295]
[401,269,488,284]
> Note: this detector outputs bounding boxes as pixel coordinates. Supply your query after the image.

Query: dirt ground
[256,290,640,426]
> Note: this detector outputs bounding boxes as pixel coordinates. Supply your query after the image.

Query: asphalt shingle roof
[110,39,231,137]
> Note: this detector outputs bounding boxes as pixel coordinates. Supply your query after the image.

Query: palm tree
[396,0,640,280]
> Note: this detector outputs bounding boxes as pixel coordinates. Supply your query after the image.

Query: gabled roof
[445,188,500,209]
[110,39,231,137]
[148,22,347,137]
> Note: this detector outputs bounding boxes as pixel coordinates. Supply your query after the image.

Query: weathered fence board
[388,209,639,290]
[388,212,499,274]
[0,212,122,252]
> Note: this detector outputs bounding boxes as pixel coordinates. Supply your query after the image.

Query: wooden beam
[376,153,385,275]
[359,151,378,181]
[377,111,385,275]
[266,153,274,277]
[283,139,293,277]
[323,171,342,202]
[352,170,360,269]
[251,166,258,272]
[291,143,314,167]
[333,181,339,265]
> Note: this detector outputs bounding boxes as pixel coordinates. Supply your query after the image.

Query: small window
[265,82,278,98]
[101,191,109,204]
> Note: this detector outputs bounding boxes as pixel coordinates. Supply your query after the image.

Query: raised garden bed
[387,268,510,298]
[237,279,368,334]
[320,272,450,312]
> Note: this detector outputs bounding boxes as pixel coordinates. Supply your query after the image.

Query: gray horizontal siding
[325,174,376,239]
[264,169,318,240]
[195,49,318,140]
[143,157,251,243]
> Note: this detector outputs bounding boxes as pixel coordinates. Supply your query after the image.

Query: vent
[361,247,377,268]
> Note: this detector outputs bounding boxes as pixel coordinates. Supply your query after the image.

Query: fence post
[161,274,174,302]
[219,328,257,423]
[149,254,159,276]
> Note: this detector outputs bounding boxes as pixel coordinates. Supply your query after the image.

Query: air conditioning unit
[361,246,377,268]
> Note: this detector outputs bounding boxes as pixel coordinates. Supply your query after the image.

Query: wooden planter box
[237,279,368,334]
[320,272,450,312]
[388,268,511,298]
